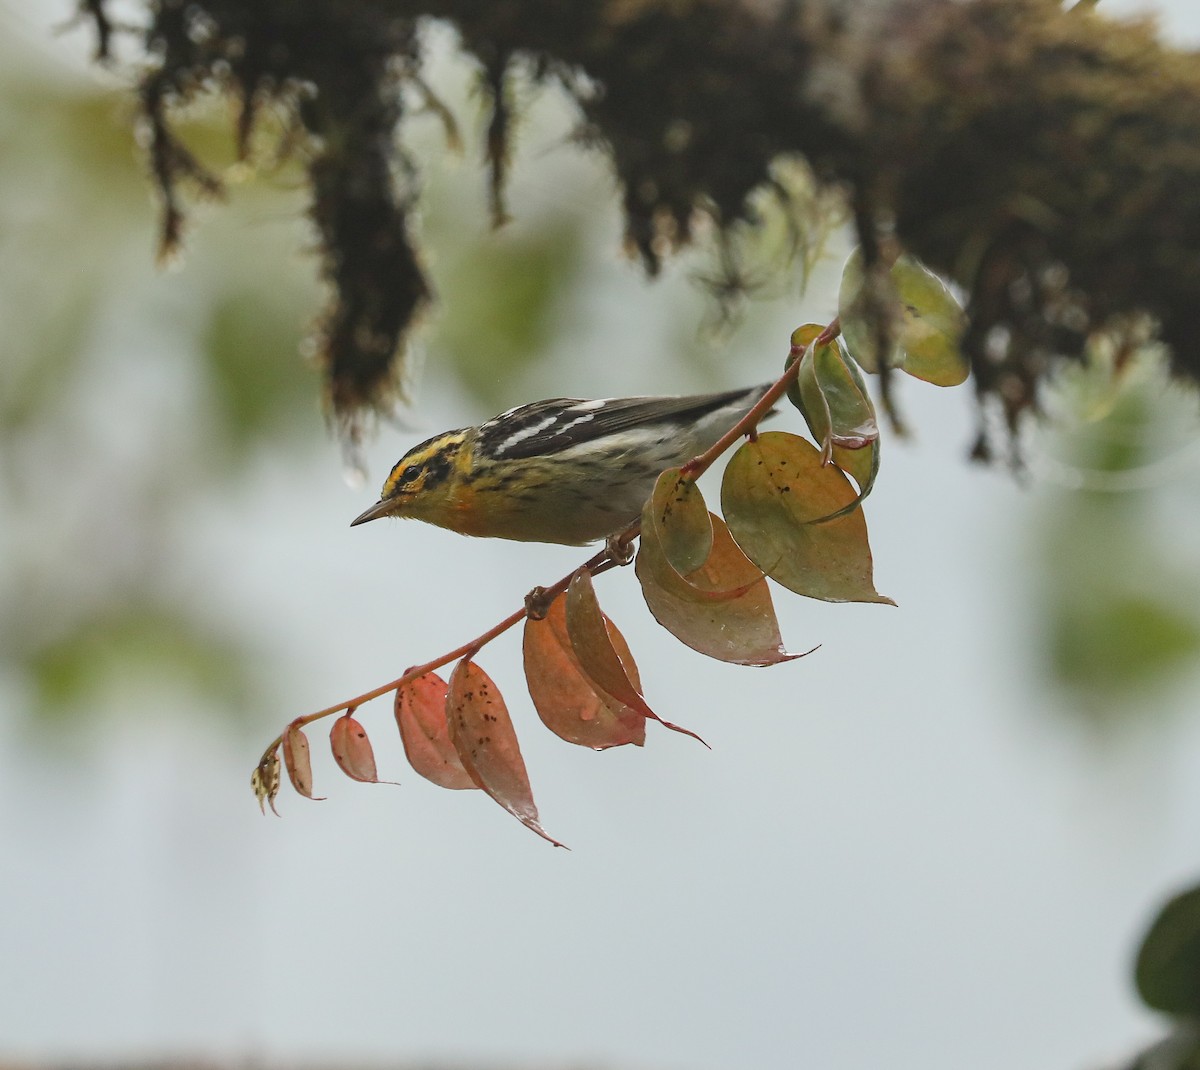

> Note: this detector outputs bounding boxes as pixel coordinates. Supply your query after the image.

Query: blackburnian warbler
[351,384,771,545]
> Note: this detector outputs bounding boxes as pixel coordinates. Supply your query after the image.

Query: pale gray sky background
[3,2,1200,1069]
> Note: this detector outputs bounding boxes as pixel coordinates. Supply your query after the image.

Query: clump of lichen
[865,0,1200,436]
[79,0,1200,445]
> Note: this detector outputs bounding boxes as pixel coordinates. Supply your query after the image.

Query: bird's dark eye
[399,464,421,484]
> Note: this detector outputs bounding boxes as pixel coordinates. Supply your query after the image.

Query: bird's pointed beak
[350,499,394,527]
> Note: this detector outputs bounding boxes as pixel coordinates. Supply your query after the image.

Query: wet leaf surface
[565,569,706,745]
[523,593,646,749]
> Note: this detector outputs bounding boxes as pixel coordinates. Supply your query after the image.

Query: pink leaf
[395,673,476,790]
[330,712,395,785]
[282,721,325,800]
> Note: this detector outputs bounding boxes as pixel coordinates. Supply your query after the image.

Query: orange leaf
[447,659,566,847]
[395,673,476,789]
[282,722,325,800]
[565,569,707,746]
[330,712,393,785]
[637,510,807,666]
[721,431,894,604]
[523,593,646,750]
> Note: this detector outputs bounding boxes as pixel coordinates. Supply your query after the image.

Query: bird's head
[351,431,468,527]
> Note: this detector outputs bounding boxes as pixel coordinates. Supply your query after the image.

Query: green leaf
[721,432,893,604]
[838,248,968,386]
[892,256,969,386]
[643,469,713,576]
[813,338,878,449]
[1136,884,1200,1016]
[832,439,880,501]
[785,322,880,510]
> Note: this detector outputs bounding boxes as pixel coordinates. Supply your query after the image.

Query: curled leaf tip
[656,718,711,749]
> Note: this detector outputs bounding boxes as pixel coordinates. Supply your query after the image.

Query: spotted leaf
[721,431,893,604]
[447,659,565,847]
[395,673,476,789]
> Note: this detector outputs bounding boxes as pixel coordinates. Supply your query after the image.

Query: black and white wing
[475,385,770,462]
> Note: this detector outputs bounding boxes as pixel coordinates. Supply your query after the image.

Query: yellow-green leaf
[838,248,898,375]
[721,432,894,605]
[643,468,713,576]
[838,248,968,386]
[891,255,969,386]
[785,323,825,415]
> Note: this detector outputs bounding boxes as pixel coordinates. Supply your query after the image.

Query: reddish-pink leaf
[523,593,646,749]
[282,721,325,800]
[447,659,566,847]
[330,712,394,785]
[637,510,807,666]
[394,673,476,789]
[564,569,707,747]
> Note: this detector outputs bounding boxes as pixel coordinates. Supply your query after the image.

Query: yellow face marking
[380,432,466,507]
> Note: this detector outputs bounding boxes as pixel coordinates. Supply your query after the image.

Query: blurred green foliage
[28,605,254,720]
[428,217,586,410]
[0,33,601,730]
[202,288,318,455]
[0,48,320,727]
[1035,353,1200,709]
[1137,883,1200,1017]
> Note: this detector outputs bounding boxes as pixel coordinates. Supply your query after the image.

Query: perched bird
[351,384,771,545]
